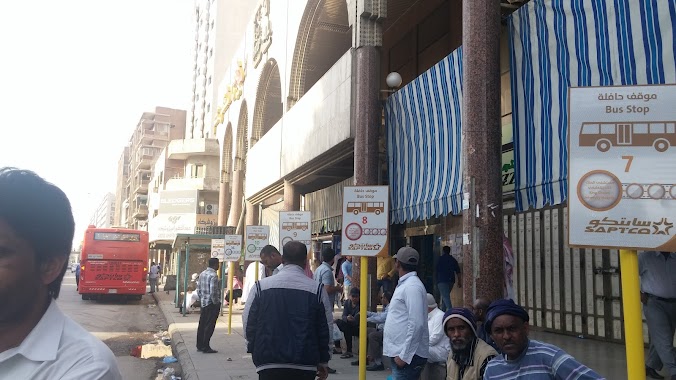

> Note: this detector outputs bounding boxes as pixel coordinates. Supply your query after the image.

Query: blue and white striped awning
[386,48,464,224]
[510,0,675,211]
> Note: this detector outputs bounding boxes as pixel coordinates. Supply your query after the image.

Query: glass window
[581,123,599,134]
[633,123,648,134]
[667,123,675,134]
[600,124,615,134]
[94,232,140,242]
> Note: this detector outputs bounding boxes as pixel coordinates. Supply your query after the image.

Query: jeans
[437,282,453,312]
[390,354,427,380]
[259,368,316,380]
[196,303,220,350]
[644,297,676,375]
[149,278,157,293]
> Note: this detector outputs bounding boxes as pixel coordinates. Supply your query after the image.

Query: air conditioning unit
[205,203,218,215]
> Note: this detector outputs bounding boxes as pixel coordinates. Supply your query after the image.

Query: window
[94,232,140,242]
[667,123,675,134]
[600,124,615,134]
[633,123,648,134]
[580,123,599,134]
[649,123,666,134]
[191,164,205,178]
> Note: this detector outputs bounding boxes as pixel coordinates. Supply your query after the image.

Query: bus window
[649,123,666,134]
[580,123,599,134]
[633,123,648,134]
[600,124,615,134]
[667,123,675,134]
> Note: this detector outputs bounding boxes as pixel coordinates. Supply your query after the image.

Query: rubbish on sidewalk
[130,345,142,357]
[161,367,175,379]
[162,356,178,363]
[226,357,232,361]
[140,343,173,359]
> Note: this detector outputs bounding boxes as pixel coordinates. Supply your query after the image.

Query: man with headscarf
[443,307,497,380]
[483,299,604,379]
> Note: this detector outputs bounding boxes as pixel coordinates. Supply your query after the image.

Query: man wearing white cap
[383,247,429,380]
[420,294,450,380]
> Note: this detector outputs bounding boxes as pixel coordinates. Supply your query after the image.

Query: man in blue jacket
[243,241,332,380]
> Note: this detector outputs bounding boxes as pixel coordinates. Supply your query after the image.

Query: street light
[385,72,402,89]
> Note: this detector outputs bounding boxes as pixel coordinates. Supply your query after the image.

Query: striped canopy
[386,48,464,224]
[510,0,676,211]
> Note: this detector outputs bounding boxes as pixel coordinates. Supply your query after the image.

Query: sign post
[341,186,389,380]
[222,234,242,334]
[246,225,270,286]
[569,84,676,380]
[279,211,312,254]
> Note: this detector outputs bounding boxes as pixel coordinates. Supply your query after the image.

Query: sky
[0,1,195,247]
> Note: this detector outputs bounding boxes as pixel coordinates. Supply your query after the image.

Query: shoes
[202,348,218,354]
[366,363,385,371]
[340,352,353,359]
[196,346,203,352]
[351,360,359,366]
[327,367,337,374]
[646,367,664,379]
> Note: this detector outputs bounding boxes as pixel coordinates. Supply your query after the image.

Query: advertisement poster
[568,84,675,251]
[223,234,242,262]
[279,211,311,253]
[341,186,389,257]
[245,225,270,261]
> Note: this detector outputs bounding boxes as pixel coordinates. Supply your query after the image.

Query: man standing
[377,255,396,295]
[383,247,429,379]
[259,245,283,275]
[241,260,266,306]
[243,241,332,380]
[0,167,121,379]
[313,247,342,374]
[75,261,81,291]
[640,251,676,380]
[341,256,353,305]
[436,246,461,311]
[148,261,159,294]
[483,299,603,379]
[196,258,221,353]
[443,307,497,380]
[420,293,450,380]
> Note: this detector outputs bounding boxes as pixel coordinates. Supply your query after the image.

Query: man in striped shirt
[196,258,221,353]
[483,299,604,379]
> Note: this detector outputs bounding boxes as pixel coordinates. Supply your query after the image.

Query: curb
[152,293,199,380]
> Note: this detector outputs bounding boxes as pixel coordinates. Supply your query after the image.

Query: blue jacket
[243,265,333,372]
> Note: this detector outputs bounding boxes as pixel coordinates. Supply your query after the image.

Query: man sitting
[335,287,360,358]
[444,307,497,380]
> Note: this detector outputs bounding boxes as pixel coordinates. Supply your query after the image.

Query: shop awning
[386,48,464,224]
[509,0,675,211]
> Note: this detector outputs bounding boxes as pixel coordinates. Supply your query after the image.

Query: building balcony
[138,125,170,145]
[165,176,220,192]
[132,204,148,220]
[167,138,219,160]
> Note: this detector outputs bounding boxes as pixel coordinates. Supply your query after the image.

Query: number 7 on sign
[622,155,634,172]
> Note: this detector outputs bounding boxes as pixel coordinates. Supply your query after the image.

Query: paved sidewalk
[153,290,392,380]
[154,290,636,380]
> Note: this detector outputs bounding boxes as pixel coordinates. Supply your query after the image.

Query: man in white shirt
[383,247,429,380]
[420,293,450,380]
[148,261,159,293]
[0,167,121,379]
[260,245,283,275]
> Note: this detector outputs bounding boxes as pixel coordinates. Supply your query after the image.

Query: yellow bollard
[227,261,234,335]
[359,257,368,380]
[619,249,645,380]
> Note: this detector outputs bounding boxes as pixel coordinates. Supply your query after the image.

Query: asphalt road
[58,272,177,380]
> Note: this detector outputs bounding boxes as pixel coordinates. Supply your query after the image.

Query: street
[57,272,176,380]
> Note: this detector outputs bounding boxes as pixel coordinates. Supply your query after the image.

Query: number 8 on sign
[362,216,368,224]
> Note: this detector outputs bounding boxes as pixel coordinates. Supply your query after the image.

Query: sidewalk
[153,290,391,380]
[154,290,631,380]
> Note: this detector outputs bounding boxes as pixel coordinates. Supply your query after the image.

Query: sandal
[340,352,353,359]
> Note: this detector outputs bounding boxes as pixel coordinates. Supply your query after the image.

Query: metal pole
[358,256,368,380]
[183,242,190,317]
[175,249,180,307]
[227,261,234,334]
[220,262,226,317]
[619,249,645,380]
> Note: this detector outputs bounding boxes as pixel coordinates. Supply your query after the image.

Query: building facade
[88,192,116,229]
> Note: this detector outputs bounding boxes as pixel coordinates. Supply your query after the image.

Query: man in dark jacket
[243,241,332,380]
[335,286,360,358]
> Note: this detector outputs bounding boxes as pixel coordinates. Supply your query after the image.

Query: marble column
[283,180,300,211]
[245,201,259,226]
[217,180,230,227]
[227,170,244,227]
[461,0,504,306]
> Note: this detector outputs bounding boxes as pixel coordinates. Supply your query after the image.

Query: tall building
[186,0,256,139]
[119,107,187,230]
[113,146,130,227]
[88,193,116,229]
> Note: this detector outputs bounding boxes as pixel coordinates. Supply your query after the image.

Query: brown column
[227,170,244,227]
[283,180,300,211]
[352,46,380,308]
[245,201,259,226]
[217,180,230,226]
[461,0,504,305]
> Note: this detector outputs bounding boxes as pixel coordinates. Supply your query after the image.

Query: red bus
[79,226,149,301]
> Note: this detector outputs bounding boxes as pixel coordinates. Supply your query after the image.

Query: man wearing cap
[383,247,429,379]
[483,299,604,379]
[443,307,498,380]
[420,294,450,380]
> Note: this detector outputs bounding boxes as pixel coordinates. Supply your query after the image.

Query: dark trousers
[259,368,316,380]
[75,276,79,289]
[196,303,220,350]
[377,279,393,295]
[335,319,359,353]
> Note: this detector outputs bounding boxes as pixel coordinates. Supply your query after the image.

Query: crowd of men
[0,166,673,380]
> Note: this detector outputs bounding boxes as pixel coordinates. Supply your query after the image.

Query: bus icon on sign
[282,222,308,231]
[346,202,385,215]
[579,121,676,152]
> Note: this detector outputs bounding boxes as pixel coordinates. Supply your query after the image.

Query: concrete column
[461,0,504,305]
[227,170,244,227]
[245,201,259,226]
[283,180,300,211]
[217,180,230,226]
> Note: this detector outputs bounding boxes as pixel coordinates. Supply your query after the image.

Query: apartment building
[88,192,116,229]
[118,107,186,230]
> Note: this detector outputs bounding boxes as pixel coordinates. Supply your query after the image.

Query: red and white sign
[341,186,389,257]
